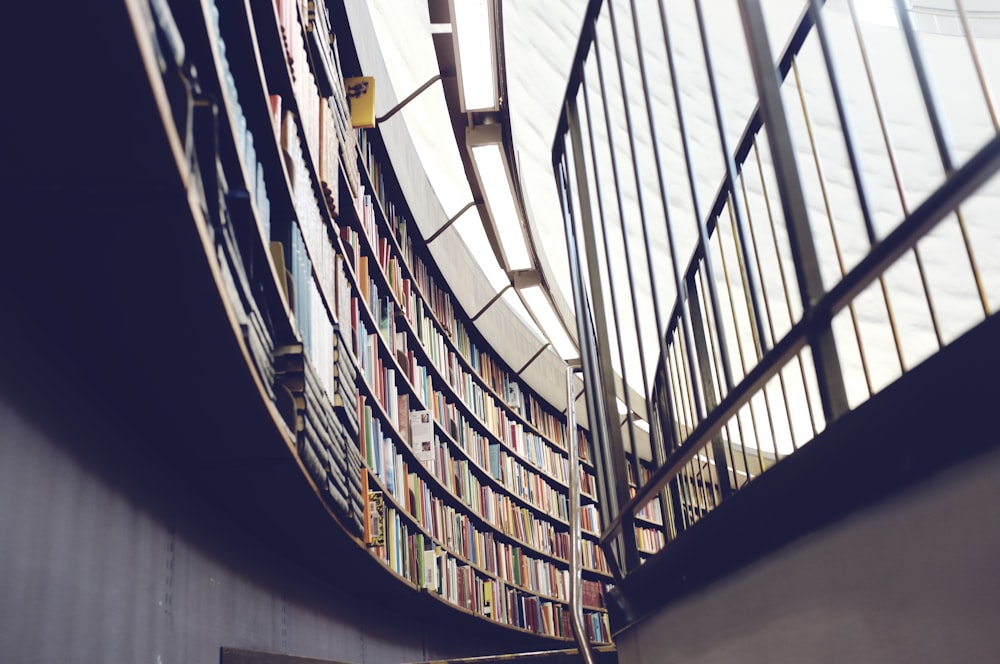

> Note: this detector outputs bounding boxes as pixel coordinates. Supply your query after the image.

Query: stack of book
[211,186,275,398]
[273,343,362,535]
[332,325,364,534]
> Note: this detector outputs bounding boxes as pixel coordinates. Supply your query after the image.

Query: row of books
[346,154,592,487]
[205,0,272,243]
[403,360,576,524]
[409,302,568,463]
[288,222,340,400]
[369,448,576,603]
[168,0,281,399]
[461,339,569,452]
[366,398,602,574]
[451,457,567,530]
[270,0,359,227]
[362,408,573,562]
[277,108,340,324]
[259,4,372,400]
[344,260,592,525]
[626,462,665,525]
[355,221,579,482]
[581,578,606,610]
[371,505,609,640]
[406,301,582,488]
[216,181,277,399]
[635,525,666,555]
[581,539,611,576]
[353,136,575,449]
[400,355,572,519]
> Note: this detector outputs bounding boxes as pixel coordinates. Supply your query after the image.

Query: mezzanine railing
[552,0,1000,585]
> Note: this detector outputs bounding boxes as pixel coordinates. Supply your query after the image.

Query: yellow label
[345,76,376,128]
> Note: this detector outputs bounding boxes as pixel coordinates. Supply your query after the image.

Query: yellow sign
[345,76,376,128]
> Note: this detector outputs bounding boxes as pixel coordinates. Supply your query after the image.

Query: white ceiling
[360,0,1000,416]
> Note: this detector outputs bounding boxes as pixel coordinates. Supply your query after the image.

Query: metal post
[567,366,597,664]
[736,0,849,423]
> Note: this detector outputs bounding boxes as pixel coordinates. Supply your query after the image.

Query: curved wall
[0,282,531,664]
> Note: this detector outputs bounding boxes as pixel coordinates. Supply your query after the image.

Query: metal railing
[553,0,1000,582]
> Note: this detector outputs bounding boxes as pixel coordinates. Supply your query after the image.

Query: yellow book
[483,581,493,618]
[345,76,376,128]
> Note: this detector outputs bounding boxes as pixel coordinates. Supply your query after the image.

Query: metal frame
[552,0,1000,586]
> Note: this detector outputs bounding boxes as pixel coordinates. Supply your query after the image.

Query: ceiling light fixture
[520,284,579,361]
[450,0,499,112]
[467,123,533,271]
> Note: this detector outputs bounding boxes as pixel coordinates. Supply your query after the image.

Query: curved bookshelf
[118,0,616,644]
[351,137,598,504]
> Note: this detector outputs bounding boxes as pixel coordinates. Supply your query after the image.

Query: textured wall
[0,338,513,664]
[614,443,1000,664]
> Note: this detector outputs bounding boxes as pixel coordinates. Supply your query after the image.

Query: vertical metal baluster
[955,216,991,322]
[847,0,943,351]
[560,89,629,579]
[893,0,952,172]
[892,0,990,318]
[691,0,771,363]
[566,365,596,664]
[656,0,736,410]
[666,343,686,449]
[807,0,906,376]
[737,0,849,423]
[723,419,746,489]
[666,344,684,443]
[755,138,819,440]
[739,165,800,451]
[700,455,714,513]
[695,256,746,486]
[716,201,750,384]
[695,255,760,466]
[702,453,719,514]
[676,316,699,438]
[716,197,752,487]
[956,0,1000,132]
[704,447,721,508]
[692,462,705,520]
[791,58,874,397]
[576,38,642,573]
[620,0,708,538]
[687,458,702,522]
[665,337,689,536]
[585,26,647,519]
[602,0,665,498]
[687,261,735,498]
[718,200,782,462]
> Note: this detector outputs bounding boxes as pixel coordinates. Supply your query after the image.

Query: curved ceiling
[361,0,1000,408]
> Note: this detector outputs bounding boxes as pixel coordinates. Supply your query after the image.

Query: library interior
[1,1,998,663]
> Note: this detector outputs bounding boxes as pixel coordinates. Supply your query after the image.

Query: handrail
[566,366,596,664]
[606,131,1000,543]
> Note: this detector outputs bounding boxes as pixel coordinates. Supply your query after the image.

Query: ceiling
[358,0,1000,413]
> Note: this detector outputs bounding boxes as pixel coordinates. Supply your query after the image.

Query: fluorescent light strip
[452,0,497,111]
[470,142,533,271]
[520,285,578,360]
